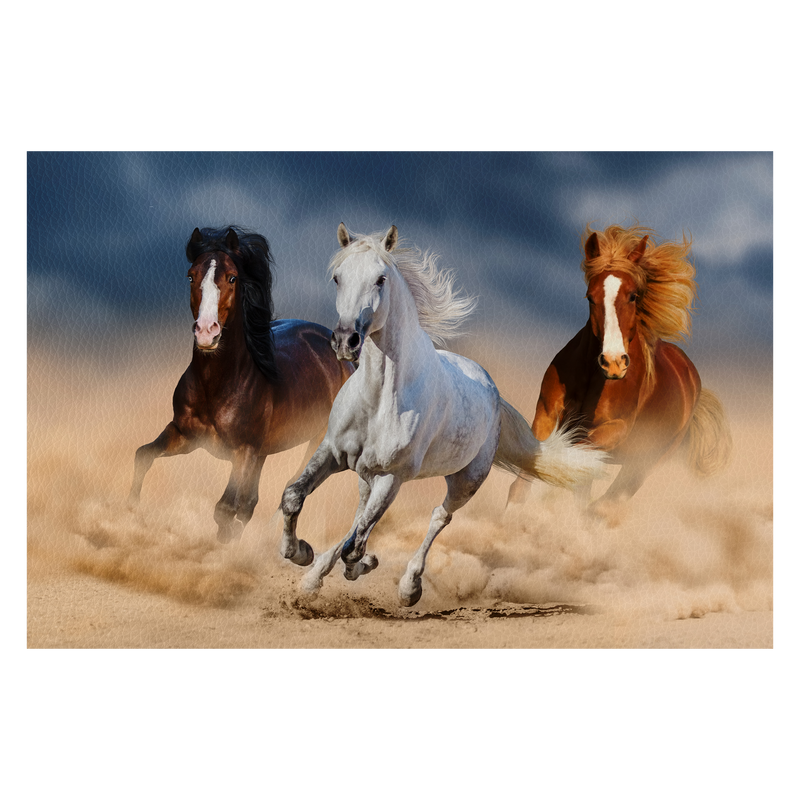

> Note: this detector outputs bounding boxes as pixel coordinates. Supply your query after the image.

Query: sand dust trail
[27,329,772,646]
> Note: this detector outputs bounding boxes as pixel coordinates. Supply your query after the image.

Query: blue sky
[28,152,772,365]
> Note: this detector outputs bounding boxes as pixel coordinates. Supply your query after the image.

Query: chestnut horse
[128,226,353,541]
[507,224,732,514]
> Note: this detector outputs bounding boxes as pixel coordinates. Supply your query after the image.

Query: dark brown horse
[507,224,732,517]
[128,226,353,542]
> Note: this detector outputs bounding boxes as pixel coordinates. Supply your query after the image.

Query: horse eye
[229,276,236,284]
[629,293,637,302]
[188,276,193,283]
[376,276,386,286]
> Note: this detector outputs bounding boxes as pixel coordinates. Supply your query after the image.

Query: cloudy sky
[28,151,772,368]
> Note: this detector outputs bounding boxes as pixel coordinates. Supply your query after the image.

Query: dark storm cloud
[27,152,772,358]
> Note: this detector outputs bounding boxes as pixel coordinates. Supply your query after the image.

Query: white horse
[280,224,607,606]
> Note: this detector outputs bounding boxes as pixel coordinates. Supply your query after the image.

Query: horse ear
[628,235,649,264]
[226,228,239,251]
[381,225,398,253]
[337,222,351,248]
[585,232,600,261]
[187,227,203,261]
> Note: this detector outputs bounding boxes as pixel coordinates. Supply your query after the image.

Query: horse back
[267,319,354,444]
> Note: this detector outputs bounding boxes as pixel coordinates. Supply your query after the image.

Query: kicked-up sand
[27,326,773,648]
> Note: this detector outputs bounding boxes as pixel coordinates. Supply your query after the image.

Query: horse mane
[186,225,279,382]
[329,232,477,347]
[581,223,697,387]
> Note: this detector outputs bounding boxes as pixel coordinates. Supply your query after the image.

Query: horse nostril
[330,333,338,352]
[598,354,608,368]
[347,332,361,349]
[622,354,630,367]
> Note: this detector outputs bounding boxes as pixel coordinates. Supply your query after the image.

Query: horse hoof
[301,573,322,596]
[292,539,314,567]
[362,554,378,571]
[217,520,243,543]
[343,553,379,581]
[398,579,422,607]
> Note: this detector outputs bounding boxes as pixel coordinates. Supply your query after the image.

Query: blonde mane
[329,232,476,347]
[581,224,697,387]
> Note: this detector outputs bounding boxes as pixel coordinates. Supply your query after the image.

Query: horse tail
[493,398,608,489]
[685,388,733,476]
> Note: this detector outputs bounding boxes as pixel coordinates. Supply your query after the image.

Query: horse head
[585,232,648,380]
[329,223,399,362]
[186,227,241,351]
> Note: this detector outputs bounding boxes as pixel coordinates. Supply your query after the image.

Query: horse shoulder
[654,342,701,388]
[643,341,702,421]
[170,367,208,434]
[533,363,566,440]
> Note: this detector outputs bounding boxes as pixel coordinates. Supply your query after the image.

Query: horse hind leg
[398,444,494,607]
[397,505,453,607]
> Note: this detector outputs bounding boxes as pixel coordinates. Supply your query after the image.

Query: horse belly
[415,400,496,479]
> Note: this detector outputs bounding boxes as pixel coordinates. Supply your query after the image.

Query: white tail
[493,398,607,489]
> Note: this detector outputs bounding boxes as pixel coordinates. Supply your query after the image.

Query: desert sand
[27,328,773,648]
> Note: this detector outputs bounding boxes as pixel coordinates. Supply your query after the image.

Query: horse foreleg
[282,429,326,491]
[127,422,193,509]
[280,444,344,566]
[588,456,650,526]
[302,474,400,594]
[340,474,401,581]
[505,369,563,508]
[505,475,532,507]
[215,448,267,543]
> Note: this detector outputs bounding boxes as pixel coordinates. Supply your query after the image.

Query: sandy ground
[27,329,773,648]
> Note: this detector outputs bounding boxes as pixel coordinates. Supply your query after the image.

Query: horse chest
[351,409,423,474]
[177,387,268,451]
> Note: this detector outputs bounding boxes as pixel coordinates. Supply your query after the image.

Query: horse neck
[360,279,437,398]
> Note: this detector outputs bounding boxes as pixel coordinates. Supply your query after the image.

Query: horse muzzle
[599,352,630,380]
[330,327,364,362]
[194,319,222,350]
[331,308,373,362]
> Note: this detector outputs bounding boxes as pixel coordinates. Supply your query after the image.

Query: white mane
[328,232,477,346]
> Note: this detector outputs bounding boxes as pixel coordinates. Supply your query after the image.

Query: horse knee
[281,485,305,516]
[214,498,236,525]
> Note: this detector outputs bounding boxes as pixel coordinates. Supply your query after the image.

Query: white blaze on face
[602,274,625,357]
[195,259,220,344]
[198,260,219,321]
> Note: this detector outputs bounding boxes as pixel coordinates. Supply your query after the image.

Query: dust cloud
[27,327,772,631]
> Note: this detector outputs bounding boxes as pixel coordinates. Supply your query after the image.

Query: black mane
[186,225,279,382]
